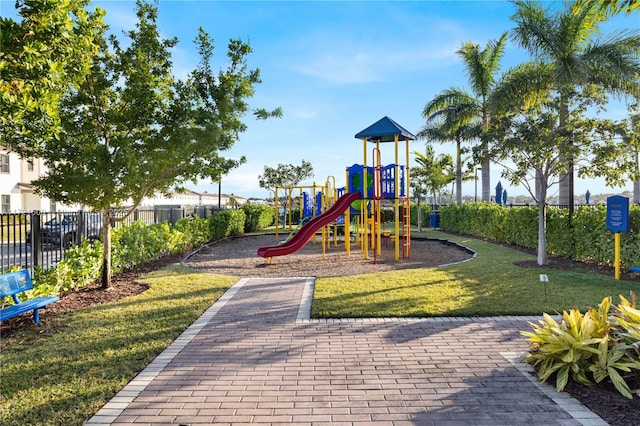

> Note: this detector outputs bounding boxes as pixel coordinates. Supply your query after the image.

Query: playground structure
[352,116,415,262]
[257,116,415,262]
[270,177,342,257]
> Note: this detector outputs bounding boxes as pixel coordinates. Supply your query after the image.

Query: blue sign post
[606,195,630,279]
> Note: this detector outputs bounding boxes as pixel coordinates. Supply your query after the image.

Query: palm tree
[582,0,639,15]
[412,145,455,206]
[509,0,640,212]
[418,89,480,204]
[421,33,508,202]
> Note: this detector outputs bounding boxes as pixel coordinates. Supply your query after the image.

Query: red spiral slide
[257,192,361,259]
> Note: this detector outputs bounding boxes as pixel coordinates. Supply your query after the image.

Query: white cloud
[296,51,379,85]
[96,1,138,35]
[290,25,463,86]
[290,108,319,120]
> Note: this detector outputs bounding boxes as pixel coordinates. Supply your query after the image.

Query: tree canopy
[507,0,640,209]
[411,145,455,205]
[258,160,314,193]
[420,33,508,203]
[3,0,280,287]
[419,88,481,204]
[1,0,106,145]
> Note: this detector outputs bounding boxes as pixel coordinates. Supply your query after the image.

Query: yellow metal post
[615,232,621,280]
[405,137,411,257]
[275,186,279,241]
[375,142,382,256]
[394,134,400,261]
[311,182,317,244]
[345,168,351,256]
[287,187,293,232]
[362,137,369,260]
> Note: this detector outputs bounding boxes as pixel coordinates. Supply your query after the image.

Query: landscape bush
[208,209,246,240]
[242,204,275,232]
[522,294,640,399]
[12,212,234,300]
[440,203,640,268]
[173,216,212,249]
[410,202,431,227]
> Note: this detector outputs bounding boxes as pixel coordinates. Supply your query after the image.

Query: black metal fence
[0,206,221,275]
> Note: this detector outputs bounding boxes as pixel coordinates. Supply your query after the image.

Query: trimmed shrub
[209,209,246,240]
[25,215,225,298]
[111,221,172,269]
[174,216,212,249]
[243,204,275,232]
[410,202,431,227]
[440,202,640,268]
[28,239,103,298]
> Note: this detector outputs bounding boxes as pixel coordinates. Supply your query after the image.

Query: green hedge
[440,203,640,268]
[17,212,238,300]
[209,209,246,240]
[410,202,432,227]
[242,204,275,232]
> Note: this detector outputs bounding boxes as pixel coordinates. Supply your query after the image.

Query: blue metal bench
[0,270,59,324]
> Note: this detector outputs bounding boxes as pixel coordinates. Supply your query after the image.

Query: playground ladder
[402,197,411,258]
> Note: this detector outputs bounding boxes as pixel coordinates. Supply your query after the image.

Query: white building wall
[0,149,20,212]
[1,146,252,212]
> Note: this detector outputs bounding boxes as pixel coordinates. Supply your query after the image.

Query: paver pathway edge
[85,276,607,426]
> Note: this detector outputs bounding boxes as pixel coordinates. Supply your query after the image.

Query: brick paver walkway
[86,277,606,426]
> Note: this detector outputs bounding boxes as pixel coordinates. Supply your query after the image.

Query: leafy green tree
[489,89,620,265]
[579,0,639,15]
[621,103,640,203]
[586,102,640,202]
[258,160,314,225]
[1,0,105,146]
[508,0,640,212]
[27,1,279,288]
[258,160,314,194]
[412,145,455,207]
[418,88,481,204]
[424,33,508,202]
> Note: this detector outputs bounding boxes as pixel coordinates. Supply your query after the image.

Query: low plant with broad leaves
[522,294,640,399]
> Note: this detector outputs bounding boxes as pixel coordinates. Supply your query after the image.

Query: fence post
[31,212,42,270]
[76,210,85,245]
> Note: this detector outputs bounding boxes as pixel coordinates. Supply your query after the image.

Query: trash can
[429,210,440,228]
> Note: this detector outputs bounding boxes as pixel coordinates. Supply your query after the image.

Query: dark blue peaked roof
[354,116,416,142]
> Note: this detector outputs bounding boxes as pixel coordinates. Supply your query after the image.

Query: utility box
[606,195,629,233]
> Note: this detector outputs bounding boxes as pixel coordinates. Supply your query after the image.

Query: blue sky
[4,1,639,200]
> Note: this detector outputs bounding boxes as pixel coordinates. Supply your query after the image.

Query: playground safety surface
[185,234,474,278]
[85,272,610,425]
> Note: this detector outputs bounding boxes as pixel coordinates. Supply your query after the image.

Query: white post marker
[540,274,549,302]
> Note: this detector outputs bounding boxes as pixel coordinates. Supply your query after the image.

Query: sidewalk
[86,277,606,426]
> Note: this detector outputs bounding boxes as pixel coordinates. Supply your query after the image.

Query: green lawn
[1,231,639,425]
[312,230,640,317]
[0,266,237,426]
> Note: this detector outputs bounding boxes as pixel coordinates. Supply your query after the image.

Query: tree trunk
[101,210,112,289]
[481,153,490,202]
[558,92,572,210]
[537,171,548,265]
[634,150,639,204]
[537,198,547,265]
[456,138,462,204]
[417,196,422,232]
